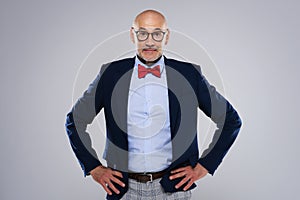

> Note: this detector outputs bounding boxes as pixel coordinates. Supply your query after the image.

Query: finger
[106,180,120,194]
[110,175,126,187]
[171,166,187,174]
[112,170,123,178]
[100,181,113,195]
[170,171,188,180]
[183,179,194,191]
[175,176,191,189]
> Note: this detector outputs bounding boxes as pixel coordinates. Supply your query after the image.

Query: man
[65,9,242,200]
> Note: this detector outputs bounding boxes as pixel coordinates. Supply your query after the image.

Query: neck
[137,54,162,66]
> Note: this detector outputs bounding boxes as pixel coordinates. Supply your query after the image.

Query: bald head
[130,9,170,64]
[133,9,167,29]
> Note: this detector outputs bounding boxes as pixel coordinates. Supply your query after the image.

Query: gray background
[1,0,299,199]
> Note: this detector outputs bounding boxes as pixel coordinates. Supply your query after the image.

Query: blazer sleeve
[194,65,242,175]
[65,66,106,176]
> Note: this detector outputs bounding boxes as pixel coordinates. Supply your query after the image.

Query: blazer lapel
[164,57,182,140]
[110,57,135,136]
[164,57,199,165]
[107,57,134,171]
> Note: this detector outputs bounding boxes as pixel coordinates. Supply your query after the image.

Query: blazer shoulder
[165,57,202,75]
[108,57,135,65]
[100,57,135,74]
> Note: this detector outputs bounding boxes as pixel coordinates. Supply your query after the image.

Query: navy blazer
[65,56,242,199]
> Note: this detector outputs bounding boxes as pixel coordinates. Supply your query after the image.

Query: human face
[130,14,169,64]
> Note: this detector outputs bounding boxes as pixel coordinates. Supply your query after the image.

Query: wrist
[195,163,208,173]
[90,165,103,175]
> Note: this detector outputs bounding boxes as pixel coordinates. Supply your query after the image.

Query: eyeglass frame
[132,28,167,42]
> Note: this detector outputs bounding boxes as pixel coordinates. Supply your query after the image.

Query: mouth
[142,48,157,52]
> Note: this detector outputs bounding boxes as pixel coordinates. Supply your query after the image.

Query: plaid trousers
[119,178,192,200]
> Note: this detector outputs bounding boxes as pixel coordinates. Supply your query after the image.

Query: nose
[145,34,155,46]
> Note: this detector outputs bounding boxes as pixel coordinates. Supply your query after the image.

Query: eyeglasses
[134,29,166,42]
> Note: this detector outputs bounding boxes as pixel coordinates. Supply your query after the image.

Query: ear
[130,27,135,44]
[164,29,170,45]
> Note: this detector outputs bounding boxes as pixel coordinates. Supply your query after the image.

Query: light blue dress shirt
[127,56,172,172]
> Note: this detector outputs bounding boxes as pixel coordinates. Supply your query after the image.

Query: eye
[138,31,148,36]
[153,32,162,37]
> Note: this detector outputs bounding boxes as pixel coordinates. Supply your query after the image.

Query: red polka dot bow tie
[138,64,161,78]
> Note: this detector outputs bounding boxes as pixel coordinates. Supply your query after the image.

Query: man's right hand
[90,165,125,195]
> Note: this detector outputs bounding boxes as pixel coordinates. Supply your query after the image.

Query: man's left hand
[169,163,208,191]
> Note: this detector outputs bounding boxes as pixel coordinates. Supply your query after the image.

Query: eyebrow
[138,27,163,31]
